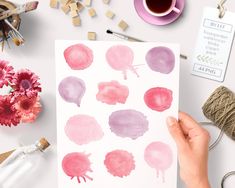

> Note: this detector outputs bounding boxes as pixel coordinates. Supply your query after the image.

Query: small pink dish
[134,0,185,26]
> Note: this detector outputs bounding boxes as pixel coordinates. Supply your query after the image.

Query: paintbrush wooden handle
[0,1,38,21]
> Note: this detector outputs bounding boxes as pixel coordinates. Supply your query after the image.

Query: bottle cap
[36,138,50,151]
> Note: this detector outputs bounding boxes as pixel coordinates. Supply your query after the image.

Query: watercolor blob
[106,45,139,79]
[65,114,104,145]
[62,152,93,183]
[96,81,129,105]
[144,142,173,182]
[144,87,173,112]
[109,109,149,139]
[145,47,175,74]
[58,76,86,107]
[64,44,93,70]
[104,150,135,177]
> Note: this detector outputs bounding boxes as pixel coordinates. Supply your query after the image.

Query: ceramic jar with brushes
[0,0,38,50]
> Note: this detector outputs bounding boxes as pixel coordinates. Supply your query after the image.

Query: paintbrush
[107,29,143,42]
[4,19,24,42]
[8,30,22,46]
[0,7,24,45]
[0,1,39,21]
[106,29,188,60]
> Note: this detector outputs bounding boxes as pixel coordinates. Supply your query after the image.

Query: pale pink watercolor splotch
[106,45,139,79]
[65,114,104,145]
[144,141,173,182]
[96,80,129,105]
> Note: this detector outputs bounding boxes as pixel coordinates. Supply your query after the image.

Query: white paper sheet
[56,41,179,188]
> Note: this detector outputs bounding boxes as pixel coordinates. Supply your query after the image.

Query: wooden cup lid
[37,138,50,151]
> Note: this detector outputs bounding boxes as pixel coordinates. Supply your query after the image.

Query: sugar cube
[88,32,96,40]
[88,8,96,17]
[118,20,129,31]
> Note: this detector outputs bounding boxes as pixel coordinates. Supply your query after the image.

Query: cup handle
[173,7,181,14]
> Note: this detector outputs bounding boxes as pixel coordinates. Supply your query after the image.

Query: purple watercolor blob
[58,76,86,106]
[108,109,149,139]
[145,47,175,74]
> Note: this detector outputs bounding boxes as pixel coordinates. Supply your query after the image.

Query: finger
[178,112,204,135]
[166,117,188,152]
[179,112,210,146]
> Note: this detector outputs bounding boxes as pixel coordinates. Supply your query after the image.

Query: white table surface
[0,0,235,187]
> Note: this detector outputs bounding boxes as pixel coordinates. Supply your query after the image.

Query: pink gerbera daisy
[11,69,41,98]
[14,95,42,123]
[0,60,14,88]
[0,95,21,126]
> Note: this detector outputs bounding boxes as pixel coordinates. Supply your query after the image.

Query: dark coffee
[146,0,173,14]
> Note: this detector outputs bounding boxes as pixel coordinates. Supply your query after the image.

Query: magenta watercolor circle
[146,47,175,74]
[62,152,93,183]
[64,44,93,70]
[104,150,135,177]
[144,87,173,112]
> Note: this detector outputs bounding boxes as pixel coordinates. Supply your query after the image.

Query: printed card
[191,7,235,82]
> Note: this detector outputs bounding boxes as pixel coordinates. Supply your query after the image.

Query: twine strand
[221,171,235,188]
[217,0,227,18]
[200,122,224,150]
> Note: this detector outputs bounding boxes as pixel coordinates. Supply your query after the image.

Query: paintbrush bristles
[25,1,39,12]
[106,29,113,34]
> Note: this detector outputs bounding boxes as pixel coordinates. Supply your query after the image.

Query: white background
[0,0,235,188]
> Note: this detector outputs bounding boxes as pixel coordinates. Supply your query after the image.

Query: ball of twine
[202,86,235,140]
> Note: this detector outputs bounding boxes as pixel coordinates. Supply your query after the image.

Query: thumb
[166,117,188,151]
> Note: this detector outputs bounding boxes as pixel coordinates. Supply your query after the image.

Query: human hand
[166,112,211,188]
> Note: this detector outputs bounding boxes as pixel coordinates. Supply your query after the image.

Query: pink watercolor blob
[64,44,93,70]
[144,142,173,182]
[96,81,129,105]
[106,45,139,79]
[65,114,104,145]
[145,47,175,74]
[62,152,93,183]
[109,109,149,139]
[144,87,173,112]
[104,150,135,177]
[58,76,86,106]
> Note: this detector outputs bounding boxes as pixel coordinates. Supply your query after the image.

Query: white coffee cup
[143,0,180,17]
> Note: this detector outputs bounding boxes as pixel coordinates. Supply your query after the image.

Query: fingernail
[166,116,177,127]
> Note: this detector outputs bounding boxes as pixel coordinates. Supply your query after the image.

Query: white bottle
[0,138,50,188]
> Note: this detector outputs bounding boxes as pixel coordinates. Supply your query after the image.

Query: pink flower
[14,95,41,123]
[0,60,14,88]
[11,69,41,98]
[0,95,21,126]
